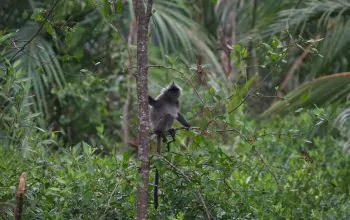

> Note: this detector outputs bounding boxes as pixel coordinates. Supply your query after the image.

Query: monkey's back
[150,103,178,133]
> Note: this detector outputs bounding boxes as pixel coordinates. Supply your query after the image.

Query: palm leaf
[125,0,224,75]
[7,22,66,119]
[311,19,350,76]
[260,72,350,118]
[266,0,350,35]
[262,0,350,77]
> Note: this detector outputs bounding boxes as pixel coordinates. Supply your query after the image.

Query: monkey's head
[164,82,181,100]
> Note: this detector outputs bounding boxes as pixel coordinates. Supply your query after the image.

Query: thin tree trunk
[194,1,206,85]
[123,15,137,149]
[122,79,131,147]
[196,56,206,85]
[15,172,27,220]
[247,0,258,78]
[134,0,153,219]
[216,0,238,77]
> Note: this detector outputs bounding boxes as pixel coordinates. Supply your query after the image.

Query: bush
[1,108,349,219]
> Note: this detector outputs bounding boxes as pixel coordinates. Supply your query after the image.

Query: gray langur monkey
[149,82,190,137]
[149,82,190,209]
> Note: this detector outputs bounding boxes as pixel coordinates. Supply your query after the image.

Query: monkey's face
[168,84,181,98]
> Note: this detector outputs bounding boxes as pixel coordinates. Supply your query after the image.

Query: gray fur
[149,82,189,135]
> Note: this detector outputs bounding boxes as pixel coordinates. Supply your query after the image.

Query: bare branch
[228,93,249,114]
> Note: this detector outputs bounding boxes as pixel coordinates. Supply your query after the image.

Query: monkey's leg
[166,128,176,151]
[162,135,168,143]
[168,128,176,140]
[154,132,166,142]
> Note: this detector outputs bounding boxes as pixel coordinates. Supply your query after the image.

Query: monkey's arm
[176,113,190,128]
[148,96,159,107]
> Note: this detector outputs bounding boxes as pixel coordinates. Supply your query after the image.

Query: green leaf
[44,23,54,35]
[0,33,14,43]
[56,177,67,185]
[116,0,123,14]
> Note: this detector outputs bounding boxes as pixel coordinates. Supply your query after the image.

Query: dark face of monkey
[164,82,181,102]
[168,82,180,94]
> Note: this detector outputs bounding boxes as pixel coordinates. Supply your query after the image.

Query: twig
[222,178,238,195]
[10,38,21,51]
[216,128,249,140]
[252,146,280,186]
[104,183,119,214]
[198,191,211,219]
[128,65,205,104]
[174,126,200,131]
[280,34,322,90]
[248,93,286,100]
[214,127,280,187]
[161,158,212,219]
[10,0,60,61]
[149,65,205,104]
[228,93,249,114]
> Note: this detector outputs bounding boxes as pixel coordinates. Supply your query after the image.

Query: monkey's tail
[154,169,159,209]
[154,135,162,209]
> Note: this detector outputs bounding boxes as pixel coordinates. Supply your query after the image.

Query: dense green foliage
[1,105,350,218]
[1,61,349,218]
[1,0,350,219]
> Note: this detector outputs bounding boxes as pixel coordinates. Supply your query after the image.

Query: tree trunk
[134,0,153,219]
[15,172,27,220]
[216,0,238,77]
[247,0,258,78]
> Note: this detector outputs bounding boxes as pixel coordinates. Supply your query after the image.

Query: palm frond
[260,72,350,118]
[334,106,350,152]
[311,19,350,75]
[261,0,350,78]
[7,22,65,119]
[149,0,223,74]
[266,0,350,35]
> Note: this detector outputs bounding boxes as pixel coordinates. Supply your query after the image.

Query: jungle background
[1,0,350,219]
